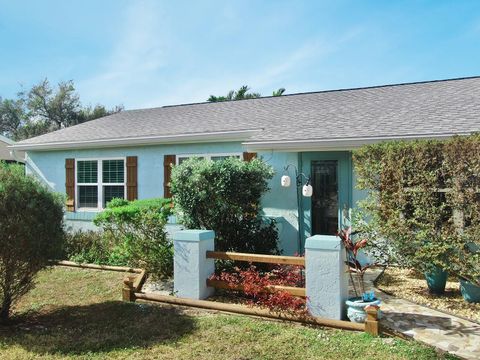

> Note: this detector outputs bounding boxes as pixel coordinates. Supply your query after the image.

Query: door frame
[299,151,352,247]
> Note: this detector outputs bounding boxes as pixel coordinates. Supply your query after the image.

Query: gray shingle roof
[14,77,480,148]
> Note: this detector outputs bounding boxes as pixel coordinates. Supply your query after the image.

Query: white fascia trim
[0,135,14,145]
[242,132,475,152]
[9,129,263,151]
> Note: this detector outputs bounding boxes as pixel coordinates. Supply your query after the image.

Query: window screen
[178,156,205,165]
[77,161,98,183]
[211,155,241,161]
[78,185,98,208]
[102,159,125,183]
[103,185,125,207]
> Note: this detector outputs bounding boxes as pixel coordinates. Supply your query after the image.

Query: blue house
[9,77,480,254]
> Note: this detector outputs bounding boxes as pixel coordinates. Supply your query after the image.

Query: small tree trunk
[0,293,12,324]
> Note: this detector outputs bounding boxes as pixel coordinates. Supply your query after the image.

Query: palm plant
[208,85,285,102]
[272,88,286,96]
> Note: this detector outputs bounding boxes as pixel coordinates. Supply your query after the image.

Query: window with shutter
[65,158,75,211]
[243,152,257,161]
[74,158,128,210]
[164,154,176,198]
[126,156,138,201]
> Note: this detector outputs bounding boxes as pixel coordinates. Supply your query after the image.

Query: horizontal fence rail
[206,251,305,266]
[206,279,306,297]
[54,260,143,273]
[130,292,368,333]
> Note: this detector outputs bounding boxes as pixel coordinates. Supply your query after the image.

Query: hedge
[353,134,480,285]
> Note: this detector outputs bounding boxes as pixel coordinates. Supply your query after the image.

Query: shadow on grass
[0,301,195,356]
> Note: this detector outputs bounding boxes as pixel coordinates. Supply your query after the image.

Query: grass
[0,267,456,360]
[377,267,480,323]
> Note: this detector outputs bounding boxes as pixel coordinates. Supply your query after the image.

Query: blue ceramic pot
[424,266,448,294]
[460,278,480,303]
[345,297,381,323]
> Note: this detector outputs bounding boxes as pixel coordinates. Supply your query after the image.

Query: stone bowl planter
[345,297,381,323]
[459,278,480,303]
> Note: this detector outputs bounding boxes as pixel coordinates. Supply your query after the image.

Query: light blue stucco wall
[26,142,242,197]
[26,144,367,255]
[259,151,301,255]
[26,142,243,236]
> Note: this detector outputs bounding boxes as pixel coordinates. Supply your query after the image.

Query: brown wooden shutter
[163,155,176,198]
[65,158,75,212]
[126,156,138,201]
[243,152,257,162]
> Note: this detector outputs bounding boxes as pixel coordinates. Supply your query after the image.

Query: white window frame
[176,152,242,165]
[75,157,127,211]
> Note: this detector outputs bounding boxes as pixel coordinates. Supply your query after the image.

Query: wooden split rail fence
[51,258,379,336]
[205,251,307,297]
[122,250,380,336]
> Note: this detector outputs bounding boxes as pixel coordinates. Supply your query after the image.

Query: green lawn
[0,267,455,360]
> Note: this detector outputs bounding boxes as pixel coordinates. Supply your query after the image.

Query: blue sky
[1,0,480,109]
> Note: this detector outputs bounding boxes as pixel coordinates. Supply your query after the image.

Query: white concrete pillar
[305,235,348,320]
[173,230,215,299]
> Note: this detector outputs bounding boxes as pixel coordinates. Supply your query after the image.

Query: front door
[301,152,351,244]
[311,160,339,235]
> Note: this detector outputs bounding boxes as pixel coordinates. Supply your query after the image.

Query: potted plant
[454,242,480,303]
[459,277,480,303]
[338,227,381,323]
[424,264,448,295]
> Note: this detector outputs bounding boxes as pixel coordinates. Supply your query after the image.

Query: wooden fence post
[365,305,380,336]
[122,275,136,302]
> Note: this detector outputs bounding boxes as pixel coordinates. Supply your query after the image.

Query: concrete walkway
[364,270,480,360]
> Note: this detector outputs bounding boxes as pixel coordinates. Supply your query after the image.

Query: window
[76,158,126,210]
[176,153,241,165]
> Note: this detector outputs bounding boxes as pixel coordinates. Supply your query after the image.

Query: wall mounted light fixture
[281,164,312,198]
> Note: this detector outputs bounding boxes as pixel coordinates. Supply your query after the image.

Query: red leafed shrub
[210,264,307,315]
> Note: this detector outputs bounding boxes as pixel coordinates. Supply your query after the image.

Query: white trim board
[9,129,263,151]
[242,132,476,152]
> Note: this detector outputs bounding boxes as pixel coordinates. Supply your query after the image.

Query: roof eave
[9,129,263,151]
[242,132,475,152]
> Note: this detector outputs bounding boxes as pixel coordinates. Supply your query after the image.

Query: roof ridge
[147,75,480,110]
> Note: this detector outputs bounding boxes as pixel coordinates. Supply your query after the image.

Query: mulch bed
[376,267,480,324]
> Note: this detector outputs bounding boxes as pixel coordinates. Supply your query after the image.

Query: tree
[0,98,27,140]
[0,163,64,323]
[207,85,286,102]
[171,157,279,254]
[25,79,82,129]
[78,104,124,123]
[0,79,123,141]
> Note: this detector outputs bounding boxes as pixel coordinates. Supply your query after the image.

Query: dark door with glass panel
[311,160,338,235]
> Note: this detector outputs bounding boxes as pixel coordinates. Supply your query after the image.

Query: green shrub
[171,157,279,254]
[63,229,113,265]
[353,134,480,284]
[93,198,173,279]
[0,162,64,322]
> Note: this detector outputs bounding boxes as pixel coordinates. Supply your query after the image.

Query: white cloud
[78,0,168,107]
[79,1,364,109]
[142,28,363,108]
